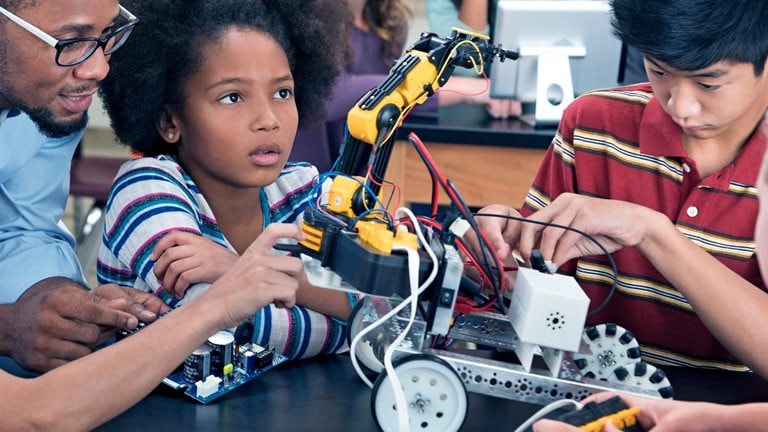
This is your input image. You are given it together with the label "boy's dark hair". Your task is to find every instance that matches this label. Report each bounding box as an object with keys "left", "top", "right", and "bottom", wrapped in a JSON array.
[
  {"left": 610, "top": 0, "right": 768, "bottom": 76},
  {"left": 100, "top": 0, "right": 348, "bottom": 156}
]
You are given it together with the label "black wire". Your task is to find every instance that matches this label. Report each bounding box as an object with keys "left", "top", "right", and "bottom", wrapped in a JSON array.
[
  {"left": 472, "top": 212, "right": 619, "bottom": 318},
  {"left": 447, "top": 180, "right": 506, "bottom": 312},
  {"left": 407, "top": 134, "right": 505, "bottom": 311}
]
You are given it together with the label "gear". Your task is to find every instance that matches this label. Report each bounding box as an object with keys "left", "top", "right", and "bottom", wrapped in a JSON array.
[{"left": 572, "top": 323, "right": 642, "bottom": 380}]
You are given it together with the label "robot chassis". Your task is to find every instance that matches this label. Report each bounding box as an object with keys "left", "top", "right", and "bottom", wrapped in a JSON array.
[
  {"left": 319, "top": 258, "right": 669, "bottom": 431},
  {"left": 292, "top": 29, "right": 671, "bottom": 431}
]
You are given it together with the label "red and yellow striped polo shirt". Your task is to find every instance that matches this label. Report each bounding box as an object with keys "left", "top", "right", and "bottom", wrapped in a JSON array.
[{"left": 521, "top": 83, "right": 766, "bottom": 371}]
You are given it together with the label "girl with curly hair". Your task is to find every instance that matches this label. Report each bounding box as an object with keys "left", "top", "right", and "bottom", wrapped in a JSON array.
[{"left": 98, "top": 0, "right": 352, "bottom": 359}]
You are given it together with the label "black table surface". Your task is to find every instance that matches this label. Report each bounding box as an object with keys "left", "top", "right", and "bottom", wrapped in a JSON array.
[
  {"left": 96, "top": 352, "right": 768, "bottom": 432},
  {"left": 397, "top": 104, "right": 555, "bottom": 149}
]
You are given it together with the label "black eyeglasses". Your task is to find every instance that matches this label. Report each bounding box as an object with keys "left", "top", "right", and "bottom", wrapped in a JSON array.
[{"left": 0, "top": 4, "right": 139, "bottom": 67}]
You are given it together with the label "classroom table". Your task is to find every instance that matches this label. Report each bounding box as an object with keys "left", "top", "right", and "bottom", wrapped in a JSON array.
[{"left": 97, "top": 351, "right": 768, "bottom": 432}]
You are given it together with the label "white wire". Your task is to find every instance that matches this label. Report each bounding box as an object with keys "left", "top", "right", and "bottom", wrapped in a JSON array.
[
  {"left": 349, "top": 316, "right": 378, "bottom": 388},
  {"left": 347, "top": 207, "right": 439, "bottom": 431},
  {"left": 386, "top": 246, "right": 420, "bottom": 432},
  {"left": 513, "top": 399, "right": 583, "bottom": 432}
]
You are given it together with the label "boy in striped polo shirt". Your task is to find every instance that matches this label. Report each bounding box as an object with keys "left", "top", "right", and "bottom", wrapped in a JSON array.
[
  {"left": 534, "top": 115, "right": 768, "bottom": 432},
  {"left": 475, "top": 0, "right": 768, "bottom": 376}
]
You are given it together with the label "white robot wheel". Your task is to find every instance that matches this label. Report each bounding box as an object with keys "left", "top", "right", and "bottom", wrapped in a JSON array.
[
  {"left": 610, "top": 361, "right": 675, "bottom": 399},
  {"left": 371, "top": 354, "right": 468, "bottom": 432},
  {"left": 348, "top": 297, "right": 384, "bottom": 374},
  {"left": 573, "top": 323, "right": 642, "bottom": 380}
]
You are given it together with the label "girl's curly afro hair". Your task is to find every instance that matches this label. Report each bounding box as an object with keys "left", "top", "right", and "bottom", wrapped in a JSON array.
[{"left": 100, "top": 0, "right": 349, "bottom": 156}]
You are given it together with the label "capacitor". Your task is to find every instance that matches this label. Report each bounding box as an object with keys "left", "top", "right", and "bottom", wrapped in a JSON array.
[
  {"left": 183, "top": 344, "right": 212, "bottom": 383},
  {"left": 242, "top": 350, "right": 256, "bottom": 374},
  {"left": 234, "top": 320, "right": 255, "bottom": 346},
  {"left": 207, "top": 331, "right": 235, "bottom": 376}
]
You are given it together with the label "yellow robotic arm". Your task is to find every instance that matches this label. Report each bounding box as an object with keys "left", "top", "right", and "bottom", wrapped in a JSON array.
[
  {"left": 294, "top": 29, "right": 517, "bottom": 280},
  {"left": 333, "top": 28, "right": 518, "bottom": 216}
]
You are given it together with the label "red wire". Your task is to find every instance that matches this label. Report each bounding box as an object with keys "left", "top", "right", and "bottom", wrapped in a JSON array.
[
  {"left": 367, "top": 171, "right": 402, "bottom": 212},
  {"left": 454, "top": 238, "right": 495, "bottom": 290},
  {"left": 408, "top": 132, "right": 508, "bottom": 296},
  {"left": 434, "top": 72, "right": 491, "bottom": 97},
  {"left": 418, "top": 217, "right": 502, "bottom": 313}
]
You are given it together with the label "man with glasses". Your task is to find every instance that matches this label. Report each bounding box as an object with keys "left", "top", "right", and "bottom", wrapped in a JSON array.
[{"left": 0, "top": 0, "right": 167, "bottom": 374}]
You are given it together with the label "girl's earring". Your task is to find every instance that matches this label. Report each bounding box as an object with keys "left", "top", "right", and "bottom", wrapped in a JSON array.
[{"left": 167, "top": 132, "right": 175, "bottom": 141}]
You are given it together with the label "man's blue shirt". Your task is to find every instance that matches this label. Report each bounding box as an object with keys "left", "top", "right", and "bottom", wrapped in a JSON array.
[{"left": 0, "top": 109, "right": 86, "bottom": 303}]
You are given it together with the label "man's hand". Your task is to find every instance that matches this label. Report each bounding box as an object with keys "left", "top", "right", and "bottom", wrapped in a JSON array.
[
  {"left": 151, "top": 231, "right": 238, "bottom": 299},
  {"left": 92, "top": 284, "right": 169, "bottom": 321},
  {"left": 203, "top": 223, "right": 304, "bottom": 328},
  {"left": 0, "top": 278, "right": 168, "bottom": 372}
]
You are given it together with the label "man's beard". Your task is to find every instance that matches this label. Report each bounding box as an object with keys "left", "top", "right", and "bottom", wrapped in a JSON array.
[
  {"left": 0, "top": 56, "right": 88, "bottom": 138},
  {"left": 0, "top": 87, "right": 88, "bottom": 138},
  {"left": 22, "top": 104, "right": 88, "bottom": 138}
]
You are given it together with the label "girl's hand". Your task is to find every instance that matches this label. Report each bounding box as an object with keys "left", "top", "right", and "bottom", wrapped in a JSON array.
[{"left": 151, "top": 231, "right": 238, "bottom": 299}]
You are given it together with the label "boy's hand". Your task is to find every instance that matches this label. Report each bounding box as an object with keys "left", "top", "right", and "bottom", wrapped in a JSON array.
[
  {"left": 465, "top": 204, "right": 523, "bottom": 261},
  {"left": 532, "top": 392, "right": 725, "bottom": 432},
  {"left": 151, "top": 231, "right": 239, "bottom": 299},
  {"left": 519, "top": 193, "right": 658, "bottom": 265}
]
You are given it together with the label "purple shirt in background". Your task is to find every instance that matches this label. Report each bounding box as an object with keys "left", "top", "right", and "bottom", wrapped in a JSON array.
[{"left": 290, "top": 26, "right": 438, "bottom": 175}]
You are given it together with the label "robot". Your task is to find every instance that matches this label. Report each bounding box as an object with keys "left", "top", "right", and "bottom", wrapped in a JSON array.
[{"left": 284, "top": 29, "right": 671, "bottom": 432}]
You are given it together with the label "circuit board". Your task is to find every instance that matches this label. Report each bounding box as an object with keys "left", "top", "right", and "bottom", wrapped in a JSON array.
[
  {"left": 160, "top": 343, "right": 288, "bottom": 404},
  {"left": 115, "top": 314, "right": 287, "bottom": 404}
]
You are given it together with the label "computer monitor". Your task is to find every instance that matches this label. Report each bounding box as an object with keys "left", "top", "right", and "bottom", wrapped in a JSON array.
[{"left": 490, "top": 1, "right": 623, "bottom": 127}]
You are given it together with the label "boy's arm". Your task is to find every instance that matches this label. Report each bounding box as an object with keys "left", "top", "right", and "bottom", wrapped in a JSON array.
[
  {"left": 521, "top": 193, "right": 768, "bottom": 377},
  {"left": 638, "top": 211, "right": 768, "bottom": 378}
]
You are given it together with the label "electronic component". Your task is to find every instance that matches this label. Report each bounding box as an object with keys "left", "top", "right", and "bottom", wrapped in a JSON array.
[
  {"left": 183, "top": 344, "right": 212, "bottom": 383},
  {"left": 242, "top": 350, "right": 256, "bottom": 374},
  {"left": 529, "top": 249, "right": 556, "bottom": 274},
  {"left": 556, "top": 395, "right": 644, "bottom": 432},
  {"left": 573, "top": 323, "right": 642, "bottom": 381},
  {"left": 255, "top": 348, "right": 274, "bottom": 369},
  {"left": 508, "top": 267, "right": 590, "bottom": 373},
  {"left": 207, "top": 331, "right": 235, "bottom": 376},
  {"left": 115, "top": 319, "right": 148, "bottom": 341},
  {"left": 233, "top": 320, "right": 255, "bottom": 345},
  {"left": 167, "top": 340, "right": 284, "bottom": 404},
  {"left": 426, "top": 244, "right": 462, "bottom": 336},
  {"left": 109, "top": 311, "right": 287, "bottom": 404},
  {"left": 195, "top": 375, "right": 222, "bottom": 399}
]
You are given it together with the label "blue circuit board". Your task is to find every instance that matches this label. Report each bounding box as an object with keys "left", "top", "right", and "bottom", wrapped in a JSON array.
[
  {"left": 161, "top": 348, "right": 288, "bottom": 404},
  {"left": 114, "top": 313, "right": 288, "bottom": 404}
]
